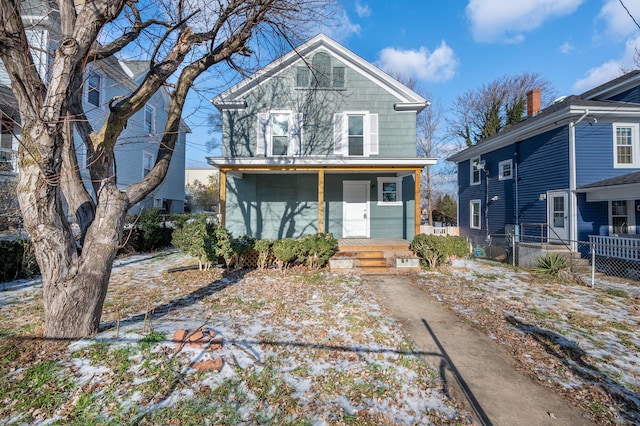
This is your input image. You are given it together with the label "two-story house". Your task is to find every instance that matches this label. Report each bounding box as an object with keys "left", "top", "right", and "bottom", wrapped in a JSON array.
[
  {"left": 449, "top": 71, "right": 640, "bottom": 258},
  {"left": 0, "top": 0, "right": 187, "bottom": 214},
  {"left": 209, "top": 34, "right": 434, "bottom": 240}
]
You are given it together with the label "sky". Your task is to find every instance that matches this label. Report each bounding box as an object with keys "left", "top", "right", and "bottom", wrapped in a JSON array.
[{"left": 183, "top": 0, "right": 640, "bottom": 168}]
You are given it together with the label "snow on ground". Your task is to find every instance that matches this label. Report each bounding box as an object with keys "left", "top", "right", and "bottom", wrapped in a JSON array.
[
  {"left": 0, "top": 250, "right": 471, "bottom": 425},
  {"left": 418, "top": 258, "right": 640, "bottom": 425}
]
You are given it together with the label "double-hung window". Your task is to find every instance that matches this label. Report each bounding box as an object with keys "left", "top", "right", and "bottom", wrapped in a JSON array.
[
  {"left": 613, "top": 123, "right": 639, "bottom": 167},
  {"left": 470, "top": 200, "right": 481, "bottom": 229},
  {"left": 296, "top": 52, "right": 346, "bottom": 89},
  {"left": 143, "top": 152, "right": 153, "bottom": 177},
  {"left": 145, "top": 105, "right": 155, "bottom": 134},
  {"left": 470, "top": 157, "right": 481, "bottom": 185},
  {"left": 498, "top": 159, "right": 512, "bottom": 180},
  {"left": 256, "top": 112, "right": 303, "bottom": 157},
  {"left": 610, "top": 200, "right": 636, "bottom": 235},
  {"left": 377, "top": 177, "right": 402, "bottom": 206},
  {"left": 333, "top": 112, "right": 378, "bottom": 157},
  {"left": 87, "top": 71, "right": 102, "bottom": 107}
]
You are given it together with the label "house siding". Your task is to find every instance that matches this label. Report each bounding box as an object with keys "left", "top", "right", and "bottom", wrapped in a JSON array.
[
  {"left": 222, "top": 51, "right": 416, "bottom": 158},
  {"left": 608, "top": 86, "right": 640, "bottom": 103}
]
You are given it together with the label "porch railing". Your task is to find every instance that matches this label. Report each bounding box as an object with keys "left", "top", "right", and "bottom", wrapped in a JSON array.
[{"left": 589, "top": 235, "right": 640, "bottom": 262}]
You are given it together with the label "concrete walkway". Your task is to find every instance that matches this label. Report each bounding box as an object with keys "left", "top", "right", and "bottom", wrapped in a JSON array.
[{"left": 365, "top": 275, "right": 595, "bottom": 426}]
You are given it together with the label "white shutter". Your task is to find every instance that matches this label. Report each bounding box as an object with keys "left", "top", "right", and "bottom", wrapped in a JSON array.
[
  {"left": 288, "top": 113, "right": 303, "bottom": 156},
  {"left": 256, "top": 112, "right": 269, "bottom": 156},
  {"left": 368, "top": 113, "right": 378, "bottom": 155},
  {"left": 333, "top": 113, "right": 346, "bottom": 155}
]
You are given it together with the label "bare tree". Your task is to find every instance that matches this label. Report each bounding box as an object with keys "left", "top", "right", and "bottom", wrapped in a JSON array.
[
  {"left": 0, "top": 0, "right": 336, "bottom": 338},
  {"left": 449, "top": 72, "right": 555, "bottom": 146}
]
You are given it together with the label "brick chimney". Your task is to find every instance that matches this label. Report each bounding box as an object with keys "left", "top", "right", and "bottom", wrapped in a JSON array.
[{"left": 527, "top": 89, "right": 541, "bottom": 117}]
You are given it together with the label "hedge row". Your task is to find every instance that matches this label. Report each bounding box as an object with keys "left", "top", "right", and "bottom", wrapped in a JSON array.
[{"left": 0, "top": 240, "right": 39, "bottom": 283}]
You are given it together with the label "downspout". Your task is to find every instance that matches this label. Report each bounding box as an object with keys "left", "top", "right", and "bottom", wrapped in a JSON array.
[{"left": 568, "top": 110, "right": 588, "bottom": 251}]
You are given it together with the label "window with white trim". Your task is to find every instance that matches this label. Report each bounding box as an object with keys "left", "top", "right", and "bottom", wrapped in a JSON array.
[
  {"left": 86, "top": 71, "right": 102, "bottom": 107},
  {"left": 256, "top": 112, "right": 303, "bottom": 157},
  {"left": 610, "top": 200, "right": 636, "bottom": 235},
  {"left": 498, "top": 159, "right": 512, "bottom": 180},
  {"left": 377, "top": 177, "right": 402, "bottom": 205},
  {"left": 143, "top": 152, "right": 153, "bottom": 177},
  {"left": 145, "top": 105, "right": 155, "bottom": 134},
  {"left": 333, "top": 112, "right": 378, "bottom": 157},
  {"left": 470, "top": 200, "right": 481, "bottom": 229},
  {"left": 470, "top": 157, "right": 481, "bottom": 185},
  {"left": 613, "top": 123, "right": 639, "bottom": 167},
  {"left": 154, "top": 198, "right": 163, "bottom": 209}
]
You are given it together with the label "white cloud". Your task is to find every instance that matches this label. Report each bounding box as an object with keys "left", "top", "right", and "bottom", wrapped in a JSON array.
[
  {"left": 355, "top": 1, "right": 371, "bottom": 18},
  {"left": 597, "top": 0, "right": 640, "bottom": 39},
  {"left": 466, "top": 0, "right": 583, "bottom": 43},
  {"left": 559, "top": 42, "right": 574, "bottom": 54},
  {"left": 376, "top": 41, "right": 458, "bottom": 83},
  {"left": 317, "top": 8, "right": 361, "bottom": 42},
  {"left": 572, "top": 35, "right": 640, "bottom": 92}
]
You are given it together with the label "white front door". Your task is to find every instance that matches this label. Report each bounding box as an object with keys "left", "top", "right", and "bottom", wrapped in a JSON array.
[
  {"left": 548, "top": 191, "right": 569, "bottom": 243},
  {"left": 343, "top": 181, "right": 369, "bottom": 238}
]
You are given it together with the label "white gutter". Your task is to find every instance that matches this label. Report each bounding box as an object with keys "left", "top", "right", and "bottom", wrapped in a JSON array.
[{"left": 207, "top": 156, "right": 437, "bottom": 168}]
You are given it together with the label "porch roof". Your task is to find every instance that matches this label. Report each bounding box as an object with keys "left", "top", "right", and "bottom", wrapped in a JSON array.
[
  {"left": 207, "top": 156, "right": 436, "bottom": 172},
  {"left": 576, "top": 171, "right": 640, "bottom": 201}
]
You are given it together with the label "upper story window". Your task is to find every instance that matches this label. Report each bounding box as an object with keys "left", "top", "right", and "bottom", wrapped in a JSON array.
[
  {"left": 377, "top": 177, "right": 402, "bottom": 206},
  {"left": 470, "top": 157, "right": 482, "bottom": 185},
  {"left": 256, "top": 112, "right": 303, "bottom": 157},
  {"left": 613, "top": 123, "right": 639, "bottom": 167},
  {"left": 87, "top": 71, "right": 102, "bottom": 107},
  {"left": 498, "top": 159, "right": 512, "bottom": 180},
  {"left": 296, "top": 52, "right": 346, "bottom": 89},
  {"left": 145, "top": 105, "right": 155, "bottom": 134},
  {"left": 333, "top": 112, "right": 378, "bottom": 157}
]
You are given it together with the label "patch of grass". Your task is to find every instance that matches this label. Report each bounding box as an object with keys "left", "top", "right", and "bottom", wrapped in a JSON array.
[
  {"left": 13, "top": 360, "right": 74, "bottom": 418},
  {"left": 603, "top": 287, "right": 629, "bottom": 299},
  {"left": 139, "top": 330, "right": 166, "bottom": 350}
]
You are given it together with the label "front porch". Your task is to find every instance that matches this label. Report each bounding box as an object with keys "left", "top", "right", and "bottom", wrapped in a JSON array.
[{"left": 329, "top": 238, "right": 421, "bottom": 274}]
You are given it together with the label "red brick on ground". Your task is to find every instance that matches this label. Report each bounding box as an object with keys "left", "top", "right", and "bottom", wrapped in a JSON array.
[{"left": 192, "top": 358, "right": 223, "bottom": 372}]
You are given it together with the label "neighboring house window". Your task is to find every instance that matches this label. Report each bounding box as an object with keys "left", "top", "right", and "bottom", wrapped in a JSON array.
[
  {"left": 610, "top": 200, "right": 636, "bottom": 235},
  {"left": 1, "top": 117, "right": 13, "bottom": 171},
  {"left": 87, "top": 71, "right": 102, "bottom": 107},
  {"left": 143, "top": 152, "right": 153, "bottom": 177},
  {"left": 469, "top": 200, "right": 482, "bottom": 229},
  {"left": 256, "top": 112, "right": 303, "bottom": 157},
  {"left": 470, "top": 200, "right": 481, "bottom": 229},
  {"left": 377, "top": 177, "right": 402, "bottom": 205},
  {"left": 333, "top": 112, "right": 378, "bottom": 157},
  {"left": 296, "top": 53, "right": 346, "bottom": 89},
  {"left": 145, "top": 105, "right": 155, "bottom": 134},
  {"left": 613, "top": 123, "right": 639, "bottom": 167},
  {"left": 498, "top": 159, "right": 512, "bottom": 180},
  {"left": 154, "top": 198, "right": 163, "bottom": 209},
  {"left": 470, "top": 157, "right": 481, "bottom": 185}
]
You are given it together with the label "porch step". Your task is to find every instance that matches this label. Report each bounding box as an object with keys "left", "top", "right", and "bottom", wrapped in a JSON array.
[{"left": 330, "top": 240, "right": 421, "bottom": 274}]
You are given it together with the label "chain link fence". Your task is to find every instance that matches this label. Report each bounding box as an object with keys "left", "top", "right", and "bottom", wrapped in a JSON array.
[{"left": 468, "top": 226, "right": 640, "bottom": 285}]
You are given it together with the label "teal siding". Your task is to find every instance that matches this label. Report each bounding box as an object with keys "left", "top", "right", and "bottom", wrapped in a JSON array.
[
  {"left": 228, "top": 172, "right": 415, "bottom": 239},
  {"left": 226, "top": 174, "right": 318, "bottom": 239},
  {"left": 222, "top": 51, "right": 417, "bottom": 158}
]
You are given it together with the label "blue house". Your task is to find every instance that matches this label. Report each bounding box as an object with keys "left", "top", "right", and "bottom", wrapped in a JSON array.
[
  {"left": 449, "top": 71, "right": 640, "bottom": 255},
  {"left": 209, "top": 34, "right": 434, "bottom": 240}
]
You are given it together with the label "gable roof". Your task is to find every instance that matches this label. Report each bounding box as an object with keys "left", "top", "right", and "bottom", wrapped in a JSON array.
[
  {"left": 212, "top": 33, "right": 428, "bottom": 112},
  {"left": 448, "top": 71, "right": 640, "bottom": 163}
]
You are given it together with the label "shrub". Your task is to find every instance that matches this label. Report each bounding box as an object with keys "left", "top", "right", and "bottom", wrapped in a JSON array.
[
  {"left": 138, "top": 208, "right": 171, "bottom": 251},
  {"left": 231, "top": 235, "right": 256, "bottom": 269},
  {"left": 171, "top": 217, "right": 218, "bottom": 270},
  {"left": 254, "top": 239, "right": 273, "bottom": 270},
  {"left": 297, "top": 233, "right": 338, "bottom": 269},
  {"left": 534, "top": 252, "right": 567, "bottom": 276},
  {"left": 410, "top": 234, "right": 469, "bottom": 269},
  {"left": 214, "top": 227, "right": 235, "bottom": 268},
  {"left": 0, "top": 239, "right": 39, "bottom": 282},
  {"left": 272, "top": 238, "right": 299, "bottom": 270}
]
